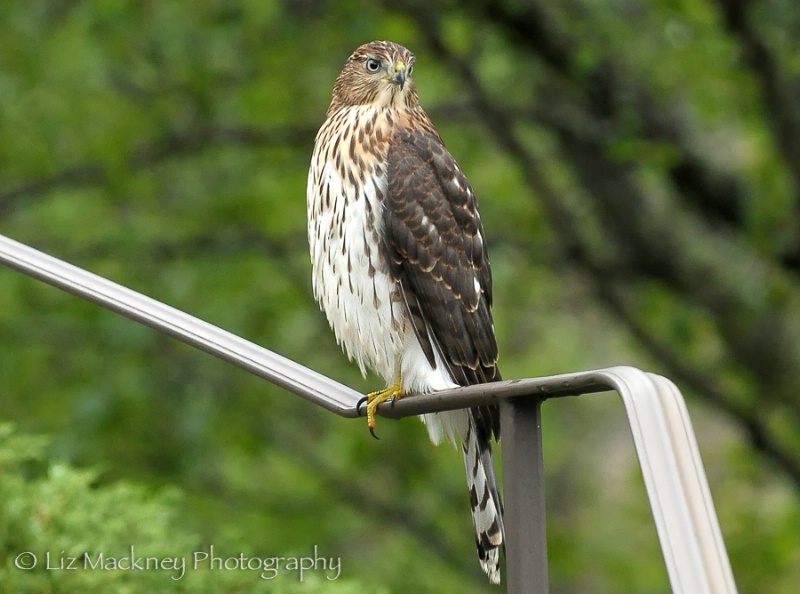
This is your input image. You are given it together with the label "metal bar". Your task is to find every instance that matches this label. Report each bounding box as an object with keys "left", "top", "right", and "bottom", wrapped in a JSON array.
[
  {"left": 0, "top": 234, "right": 363, "bottom": 417},
  {"left": 606, "top": 369, "right": 708, "bottom": 593},
  {"left": 380, "top": 373, "right": 609, "bottom": 418},
  {"left": 501, "top": 397, "right": 549, "bottom": 594},
  {"left": 590, "top": 368, "right": 738, "bottom": 594},
  {"left": 0, "top": 232, "right": 619, "bottom": 415},
  {"left": 651, "top": 374, "right": 738, "bottom": 594},
  {"left": 0, "top": 234, "right": 739, "bottom": 593}
]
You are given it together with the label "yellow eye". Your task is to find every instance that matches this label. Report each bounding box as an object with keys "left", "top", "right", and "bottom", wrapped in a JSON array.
[{"left": 365, "top": 58, "right": 380, "bottom": 73}]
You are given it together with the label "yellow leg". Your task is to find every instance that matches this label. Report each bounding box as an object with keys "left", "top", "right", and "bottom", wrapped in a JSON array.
[{"left": 366, "top": 374, "right": 404, "bottom": 437}]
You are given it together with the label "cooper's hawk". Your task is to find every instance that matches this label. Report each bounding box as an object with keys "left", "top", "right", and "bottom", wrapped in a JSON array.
[{"left": 307, "top": 40, "right": 504, "bottom": 583}]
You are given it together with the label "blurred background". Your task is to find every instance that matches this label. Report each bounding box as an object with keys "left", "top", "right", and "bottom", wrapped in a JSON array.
[{"left": 1, "top": 1, "right": 799, "bottom": 592}]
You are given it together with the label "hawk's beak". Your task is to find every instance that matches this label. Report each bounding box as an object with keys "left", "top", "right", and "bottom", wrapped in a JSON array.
[{"left": 390, "top": 61, "right": 407, "bottom": 90}]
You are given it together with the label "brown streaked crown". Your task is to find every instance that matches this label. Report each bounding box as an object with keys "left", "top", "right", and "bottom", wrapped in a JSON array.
[{"left": 328, "top": 40, "right": 419, "bottom": 113}]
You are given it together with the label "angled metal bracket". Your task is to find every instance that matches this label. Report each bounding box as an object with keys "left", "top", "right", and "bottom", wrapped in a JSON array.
[
  {"left": 384, "top": 368, "right": 739, "bottom": 594},
  {"left": 0, "top": 234, "right": 737, "bottom": 593}
]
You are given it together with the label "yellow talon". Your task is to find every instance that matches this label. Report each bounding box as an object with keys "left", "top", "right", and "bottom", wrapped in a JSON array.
[{"left": 366, "top": 374, "right": 404, "bottom": 437}]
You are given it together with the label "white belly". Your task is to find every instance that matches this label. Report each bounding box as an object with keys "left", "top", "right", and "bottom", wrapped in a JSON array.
[{"left": 308, "top": 147, "right": 405, "bottom": 383}]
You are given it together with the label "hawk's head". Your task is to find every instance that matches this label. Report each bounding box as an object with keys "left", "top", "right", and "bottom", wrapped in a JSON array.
[{"left": 329, "top": 41, "right": 418, "bottom": 112}]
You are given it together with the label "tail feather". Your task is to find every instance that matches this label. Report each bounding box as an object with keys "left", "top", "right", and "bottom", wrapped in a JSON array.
[{"left": 461, "top": 411, "right": 504, "bottom": 584}]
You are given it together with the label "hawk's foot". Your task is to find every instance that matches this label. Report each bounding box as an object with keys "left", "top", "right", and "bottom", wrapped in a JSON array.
[{"left": 365, "top": 375, "right": 404, "bottom": 439}]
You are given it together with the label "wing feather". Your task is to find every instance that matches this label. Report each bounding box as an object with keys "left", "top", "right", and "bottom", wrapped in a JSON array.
[{"left": 384, "top": 128, "right": 500, "bottom": 439}]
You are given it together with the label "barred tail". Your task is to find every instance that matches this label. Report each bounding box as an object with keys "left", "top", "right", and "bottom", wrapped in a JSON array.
[{"left": 461, "top": 411, "right": 504, "bottom": 584}]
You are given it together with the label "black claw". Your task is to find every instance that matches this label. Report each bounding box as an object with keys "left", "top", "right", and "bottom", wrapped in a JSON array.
[
  {"left": 389, "top": 395, "right": 397, "bottom": 408},
  {"left": 356, "top": 396, "right": 369, "bottom": 416},
  {"left": 369, "top": 427, "right": 380, "bottom": 440}
]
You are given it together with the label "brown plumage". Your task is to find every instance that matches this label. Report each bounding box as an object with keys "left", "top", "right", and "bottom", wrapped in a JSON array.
[{"left": 307, "top": 40, "right": 504, "bottom": 583}]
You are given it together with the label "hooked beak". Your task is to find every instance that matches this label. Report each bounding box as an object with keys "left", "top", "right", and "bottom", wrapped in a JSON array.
[{"left": 390, "top": 61, "right": 407, "bottom": 90}]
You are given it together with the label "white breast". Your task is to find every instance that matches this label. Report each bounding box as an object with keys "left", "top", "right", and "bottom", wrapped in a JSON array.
[{"left": 307, "top": 106, "right": 405, "bottom": 383}]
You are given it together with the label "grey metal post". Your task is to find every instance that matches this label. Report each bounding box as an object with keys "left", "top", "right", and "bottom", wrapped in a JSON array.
[{"left": 501, "top": 397, "right": 549, "bottom": 594}]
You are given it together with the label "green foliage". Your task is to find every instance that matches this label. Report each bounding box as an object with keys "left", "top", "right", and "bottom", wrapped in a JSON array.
[
  {"left": 0, "top": 423, "right": 376, "bottom": 594},
  {"left": 1, "top": 1, "right": 799, "bottom": 592}
]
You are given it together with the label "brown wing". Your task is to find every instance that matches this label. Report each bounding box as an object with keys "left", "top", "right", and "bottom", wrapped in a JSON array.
[{"left": 384, "top": 128, "right": 500, "bottom": 439}]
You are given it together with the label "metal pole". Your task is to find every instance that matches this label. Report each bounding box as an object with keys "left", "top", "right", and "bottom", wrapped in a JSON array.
[
  {"left": 0, "top": 235, "right": 739, "bottom": 593},
  {"left": 501, "top": 397, "right": 549, "bottom": 594},
  {"left": 0, "top": 234, "right": 362, "bottom": 416}
]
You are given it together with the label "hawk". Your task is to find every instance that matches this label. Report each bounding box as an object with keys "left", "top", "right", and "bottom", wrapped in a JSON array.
[{"left": 307, "top": 40, "right": 504, "bottom": 583}]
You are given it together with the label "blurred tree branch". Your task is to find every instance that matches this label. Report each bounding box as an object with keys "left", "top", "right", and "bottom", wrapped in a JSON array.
[
  {"left": 472, "top": 0, "right": 800, "bottom": 275},
  {"left": 390, "top": 0, "right": 800, "bottom": 487},
  {"left": 717, "top": 0, "right": 800, "bottom": 193},
  {"left": 0, "top": 124, "right": 316, "bottom": 216},
  {"left": 715, "top": 0, "right": 800, "bottom": 270}
]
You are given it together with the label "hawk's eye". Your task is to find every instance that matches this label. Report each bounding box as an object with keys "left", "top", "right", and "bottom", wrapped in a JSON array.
[{"left": 365, "top": 58, "right": 381, "bottom": 73}]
